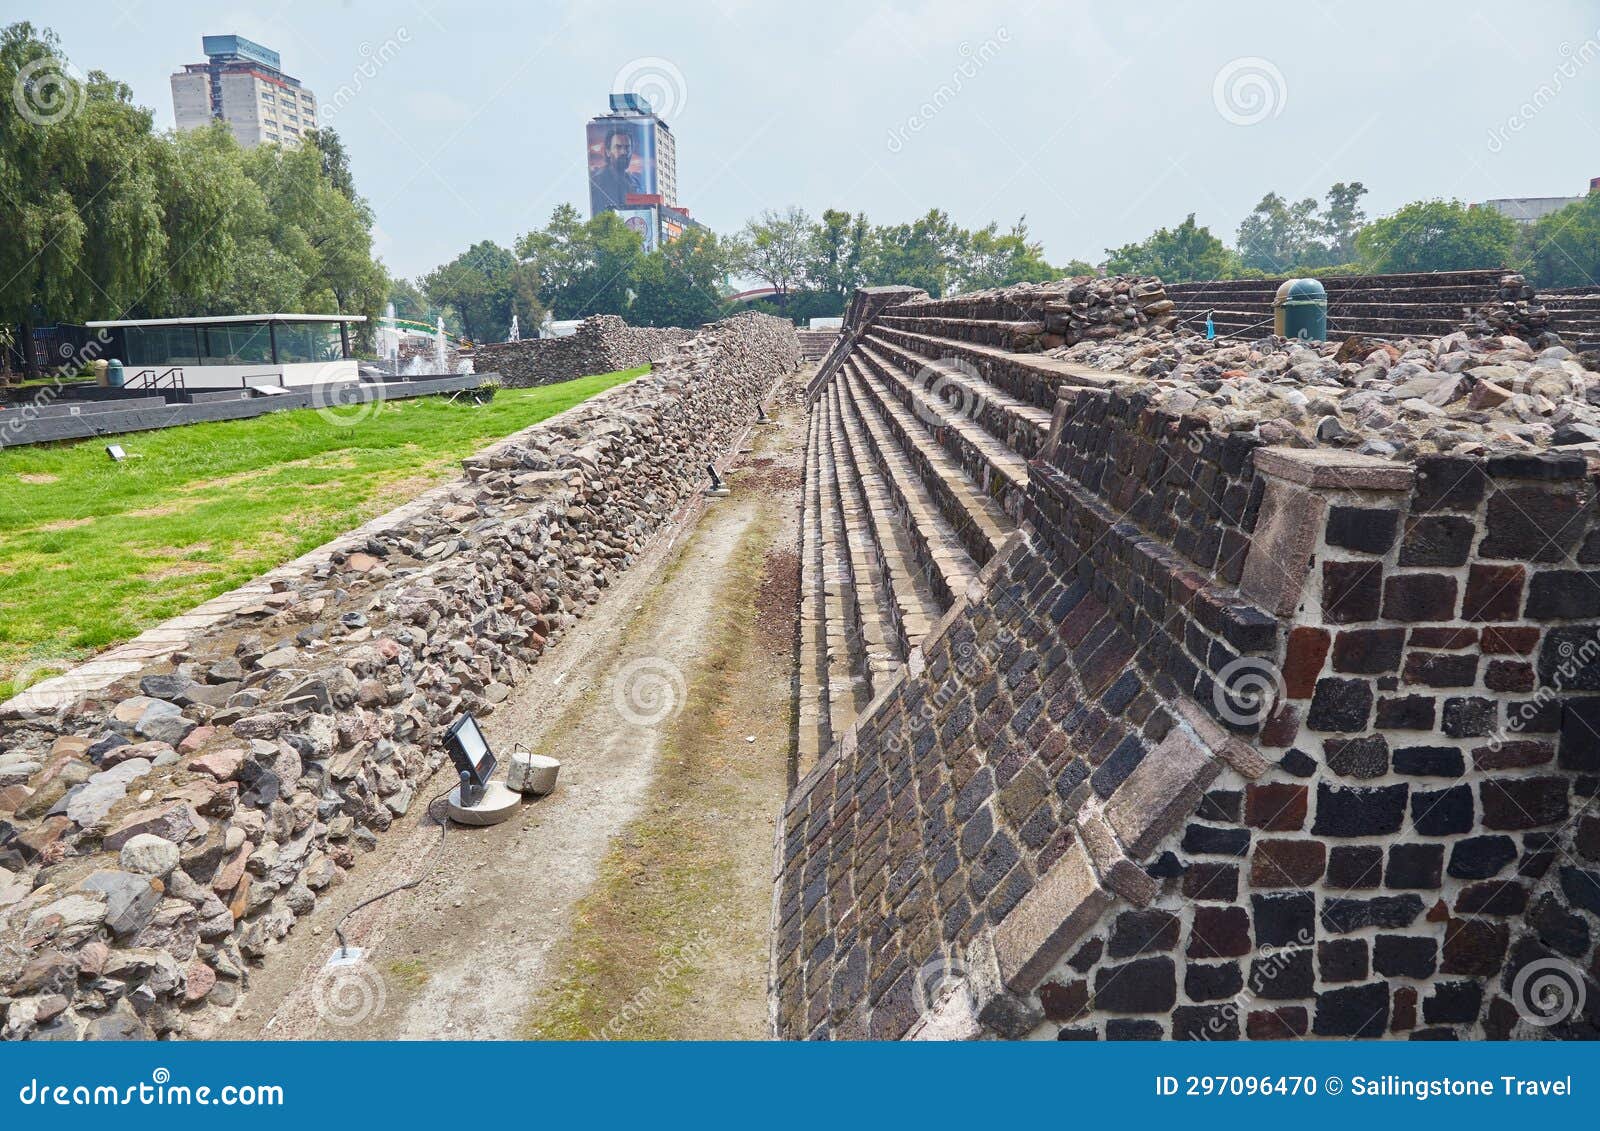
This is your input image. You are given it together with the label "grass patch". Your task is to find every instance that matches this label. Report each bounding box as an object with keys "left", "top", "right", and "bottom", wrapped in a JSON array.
[
  {"left": 521, "top": 506, "right": 780, "bottom": 1040},
  {"left": 0, "top": 366, "right": 646, "bottom": 693},
  {"left": 387, "top": 958, "right": 432, "bottom": 990}
]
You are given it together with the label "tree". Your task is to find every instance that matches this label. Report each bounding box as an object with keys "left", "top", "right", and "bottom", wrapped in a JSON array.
[
  {"left": 1356, "top": 199, "right": 1517, "bottom": 274},
  {"left": 1237, "top": 192, "right": 1321, "bottom": 273},
  {"left": 1321, "top": 182, "right": 1368, "bottom": 264},
  {"left": 304, "top": 127, "right": 356, "bottom": 200},
  {"left": 806, "top": 209, "right": 870, "bottom": 302},
  {"left": 961, "top": 217, "right": 1056, "bottom": 291},
  {"left": 0, "top": 23, "right": 168, "bottom": 373},
  {"left": 629, "top": 228, "right": 731, "bottom": 327},
  {"left": 1105, "top": 214, "right": 1236, "bottom": 282},
  {"left": 862, "top": 208, "right": 970, "bottom": 297},
  {"left": 421, "top": 241, "right": 519, "bottom": 342},
  {"left": 1522, "top": 192, "right": 1600, "bottom": 289},
  {"left": 387, "top": 277, "right": 429, "bottom": 321},
  {"left": 732, "top": 206, "right": 812, "bottom": 311}
]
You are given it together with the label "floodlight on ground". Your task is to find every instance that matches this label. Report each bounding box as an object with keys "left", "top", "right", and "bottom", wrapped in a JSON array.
[
  {"left": 704, "top": 463, "right": 730, "bottom": 497},
  {"left": 441, "top": 713, "right": 518, "bottom": 826}
]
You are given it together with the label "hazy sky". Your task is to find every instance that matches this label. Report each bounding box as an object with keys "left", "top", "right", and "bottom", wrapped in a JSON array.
[{"left": 27, "top": 0, "right": 1600, "bottom": 282}]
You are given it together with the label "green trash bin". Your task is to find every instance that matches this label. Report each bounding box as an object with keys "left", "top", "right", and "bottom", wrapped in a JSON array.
[
  {"left": 1273, "top": 278, "right": 1327, "bottom": 341},
  {"left": 106, "top": 359, "right": 125, "bottom": 388}
]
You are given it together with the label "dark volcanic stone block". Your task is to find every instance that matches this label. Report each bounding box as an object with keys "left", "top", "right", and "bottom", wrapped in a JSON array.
[
  {"left": 1447, "top": 835, "right": 1518, "bottom": 880},
  {"left": 1392, "top": 745, "right": 1464, "bottom": 777},
  {"left": 1173, "top": 1004, "right": 1240, "bottom": 1041},
  {"left": 1189, "top": 906, "right": 1251, "bottom": 958},
  {"left": 1462, "top": 563, "right": 1525, "bottom": 622},
  {"left": 1327, "top": 507, "right": 1399, "bottom": 554},
  {"left": 1322, "top": 561, "right": 1382, "bottom": 624},
  {"left": 1318, "top": 938, "right": 1369, "bottom": 983},
  {"left": 1320, "top": 895, "right": 1424, "bottom": 933},
  {"left": 1307, "top": 678, "right": 1374, "bottom": 732},
  {"left": 1382, "top": 573, "right": 1458, "bottom": 622},
  {"left": 1313, "top": 982, "right": 1389, "bottom": 1037},
  {"left": 1410, "top": 784, "right": 1474, "bottom": 836},
  {"left": 1385, "top": 843, "right": 1444, "bottom": 889},
  {"left": 1185, "top": 961, "right": 1244, "bottom": 1002},
  {"left": 1399, "top": 515, "right": 1474, "bottom": 567},
  {"left": 1332, "top": 628, "right": 1405, "bottom": 674},
  {"left": 1252, "top": 892, "right": 1315, "bottom": 948},
  {"left": 1480, "top": 777, "right": 1568, "bottom": 830},
  {"left": 1325, "top": 735, "right": 1390, "bottom": 778},
  {"left": 1311, "top": 782, "right": 1407, "bottom": 836},
  {"left": 1373, "top": 935, "right": 1437, "bottom": 979},
  {"left": 1107, "top": 909, "right": 1180, "bottom": 957},
  {"left": 1480, "top": 485, "right": 1585, "bottom": 562},
  {"left": 1249, "top": 947, "right": 1314, "bottom": 1000},
  {"left": 1326, "top": 845, "right": 1384, "bottom": 889},
  {"left": 1092, "top": 956, "right": 1176, "bottom": 1014}
]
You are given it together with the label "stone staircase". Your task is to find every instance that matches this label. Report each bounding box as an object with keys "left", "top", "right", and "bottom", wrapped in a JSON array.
[{"left": 794, "top": 295, "right": 1132, "bottom": 774}]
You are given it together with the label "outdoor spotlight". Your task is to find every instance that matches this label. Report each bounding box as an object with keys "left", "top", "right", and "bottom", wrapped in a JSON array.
[
  {"left": 442, "top": 713, "right": 497, "bottom": 806},
  {"left": 106, "top": 444, "right": 127, "bottom": 461}
]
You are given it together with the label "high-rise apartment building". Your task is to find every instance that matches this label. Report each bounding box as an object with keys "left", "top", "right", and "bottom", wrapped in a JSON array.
[{"left": 171, "top": 35, "right": 317, "bottom": 149}]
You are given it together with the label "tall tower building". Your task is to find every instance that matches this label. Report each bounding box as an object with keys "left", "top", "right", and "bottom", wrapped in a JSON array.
[{"left": 171, "top": 35, "right": 317, "bottom": 149}]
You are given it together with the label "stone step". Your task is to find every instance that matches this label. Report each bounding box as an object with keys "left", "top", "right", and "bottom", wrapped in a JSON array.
[
  {"left": 795, "top": 404, "right": 829, "bottom": 772},
  {"left": 821, "top": 382, "right": 907, "bottom": 688},
  {"left": 816, "top": 388, "right": 884, "bottom": 741},
  {"left": 856, "top": 336, "right": 1045, "bottom": 515},
  {"left": 866, "top": 323, "right": 1130, "bottom": 413},
  {"left": 834, "top": 360, "right": 978, "bottom": 616},
  {"left": 827, "top": 377, "right": 943, "bottom": 653},
  {"left": 815, "top": 390, "right": 873, "bottom": 745},
  {"left": 842, "top": 354, "right": 1015, "bottom": 570},
  {"left": 876, "top": 313, "right": 1054, "bottom": 353}
]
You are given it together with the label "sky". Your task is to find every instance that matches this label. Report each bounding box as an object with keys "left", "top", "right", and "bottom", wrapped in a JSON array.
[{"left": 22, "top": 0, "right": 1600, "bottom": 282}]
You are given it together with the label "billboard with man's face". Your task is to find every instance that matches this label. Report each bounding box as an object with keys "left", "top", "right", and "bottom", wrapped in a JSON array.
[{"left": 587, "top": 119, "right": 658, "bottom": 216}]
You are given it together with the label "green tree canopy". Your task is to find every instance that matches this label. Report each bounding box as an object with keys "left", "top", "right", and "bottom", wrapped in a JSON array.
[
  {"left": 1355, "top": 199, "right": 1517, "bottom": 274},
  {"left": 1105, "top": 214, "right": 1236, "bottom": 282},
  {"left": 1521, "top": 192, "right": 1600, "bottom": 289}
]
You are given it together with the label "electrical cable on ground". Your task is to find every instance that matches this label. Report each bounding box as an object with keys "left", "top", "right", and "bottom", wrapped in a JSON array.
[{"left": 331, "top": 781, "right": 457, "bottom": 956}]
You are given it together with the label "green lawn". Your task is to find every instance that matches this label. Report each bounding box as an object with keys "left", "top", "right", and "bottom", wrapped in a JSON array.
[{"left": 0, "top": 366, "right": 645, "bottom": 695}]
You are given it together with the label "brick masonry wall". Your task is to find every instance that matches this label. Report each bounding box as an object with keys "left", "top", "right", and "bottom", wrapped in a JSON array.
[
  {"left": 773, "top": 384, "right": 1600, "bottom": 1041},
  {"left": 473, "top": 315, "right": 694, "bottom": 389},
  {"left": 0, "top": 313, "right": 798, "bottom": 1041}
]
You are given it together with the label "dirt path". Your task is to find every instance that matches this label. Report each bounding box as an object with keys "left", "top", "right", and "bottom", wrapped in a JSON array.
[{"left": 205, "top": 374, "right": 807, "bottom": 1041}]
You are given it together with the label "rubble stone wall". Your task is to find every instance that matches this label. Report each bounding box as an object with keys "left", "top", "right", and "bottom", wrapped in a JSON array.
[
  {"left": 0, "top": 312, "right": 799, "bottom": 1041},
  {"left": 473, "top": 315, "right": 695, "bottom": 389},
  {"left": 774, "top": 382, "right": 1600, "bottom": 1041}
]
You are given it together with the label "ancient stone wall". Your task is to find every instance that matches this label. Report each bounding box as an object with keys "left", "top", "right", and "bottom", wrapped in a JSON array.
[
  {"left": 774, "top": 380, "right": 1600, "bottom": 1041},
  {"left": 473, "top": 315, "right": 694, "bottom": 389},
  {"left": 0, "top": 312, "right": 798, "bottom": 1041}
]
